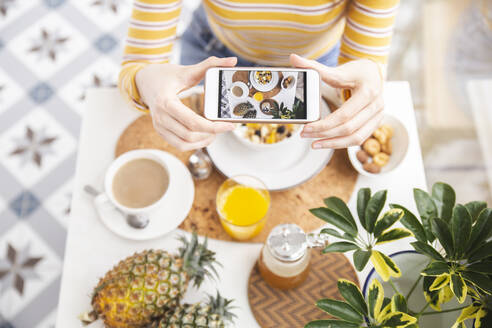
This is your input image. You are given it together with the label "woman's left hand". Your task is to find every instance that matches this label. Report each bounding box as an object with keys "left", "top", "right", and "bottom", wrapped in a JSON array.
[{"left": 290, "top": 54, "right": 384, "bottom": 149}]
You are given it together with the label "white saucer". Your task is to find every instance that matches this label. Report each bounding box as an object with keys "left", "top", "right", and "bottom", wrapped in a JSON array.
[
  {"left": 207, "top": 134, "right": 333, "bottom": 191},
  {"left": 94, "top": 150, "right": 194, "bottom": 241}
]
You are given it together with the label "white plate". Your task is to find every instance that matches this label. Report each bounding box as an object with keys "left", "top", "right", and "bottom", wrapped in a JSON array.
[
  {"left": 94, "top": 150, "right": 194, "bottom": 241},
  {"left": 250, "top": 71, "right": 279, "bottom": 92},
  {"left": 207, "top": 133, "right": 333, "bottom": 191}
]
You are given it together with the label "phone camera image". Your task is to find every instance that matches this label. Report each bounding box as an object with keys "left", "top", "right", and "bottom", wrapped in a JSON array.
[{"left": 218, "top": 70, "right": 307, "bottom": 120}]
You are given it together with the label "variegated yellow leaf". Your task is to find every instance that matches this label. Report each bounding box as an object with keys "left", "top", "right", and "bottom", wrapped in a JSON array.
[
  {"left": 368, "top": 279, "right": 384, "bottom": 320},
  {"left": 475, "top": 307, "right": 488, "bottom": 328},
  {"left": 450, "top": 273, "right": 468, "bottom": 304},
  {"left": 439, "top": 285, "right": 454, "bottom": 304},
  {"left": 424, "top": 291, "right": 441, "bottom": 311},
  {"left": 371, "top": 251, "right": 401, "bottom": 282},
  {"left": 454, "top": 304, "right": 481, "bottom": 325},
  {"left": 430, "top": 273, "right": 450, "bottom": 291},
  {"left": 376, "top": 301, "right": 392, "bottom": 323},
  {"left": 381, "top": 311, "right": 418, "bottom": 328}
]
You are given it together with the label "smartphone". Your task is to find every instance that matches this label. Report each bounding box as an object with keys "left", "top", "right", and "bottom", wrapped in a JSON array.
[{"left": 204, "top": 67, "right": 320, "bottom": 123}]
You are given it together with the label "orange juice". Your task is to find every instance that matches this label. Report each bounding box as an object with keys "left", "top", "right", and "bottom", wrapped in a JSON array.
[{"left": 217, "top": 176, "right": 270, "bottom": 240}]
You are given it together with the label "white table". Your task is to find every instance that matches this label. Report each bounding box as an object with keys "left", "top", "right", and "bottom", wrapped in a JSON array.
[{"left": 55, "top": 82, "right": 427, "bottom": 328}]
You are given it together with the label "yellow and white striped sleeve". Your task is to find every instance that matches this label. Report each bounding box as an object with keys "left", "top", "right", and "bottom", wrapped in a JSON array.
[
  {"left": 118, "top": 0, "right": 182, "bottom": 112},
  {"left": 338, "top": 0, "right": 399, "bottom": 66}
]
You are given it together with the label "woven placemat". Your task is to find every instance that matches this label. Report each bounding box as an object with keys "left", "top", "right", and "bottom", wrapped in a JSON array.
[
  {"left": 114, "top": 93, "right": 358, "bottom": 242},
  {"left": 248, "top": 250, "right": 359, "bottom": 328}
]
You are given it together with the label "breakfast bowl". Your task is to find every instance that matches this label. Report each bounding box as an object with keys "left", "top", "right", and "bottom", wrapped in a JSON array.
[
  {"left": 281, "top": 75, "right": 296, "bottom": 90},
  {"left": 232, "top": 123, "right": 302, "bottom": 151},
  {"left": 347, "top": 114, "right": 409, "bottom": 177}
]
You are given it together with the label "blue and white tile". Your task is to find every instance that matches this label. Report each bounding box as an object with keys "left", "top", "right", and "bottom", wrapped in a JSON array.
[
  {"left": 58, "top": 57, "right": 119, "bottom": 114},
  {"left": 71, "top": 0, "right": 131, "bottom": 31},
  {"left": 0, "top": 0, "right": 39, "bottom": 29},
  {"left": 44, "top": 177, "right": 73, "bottom": 229},
  {"left": 0, "top": 107, "right": 76, "bottom": 188},
  {"left": 6, "top": 11, "right": 89, "bottom": 79},
  {"left": 0, "top": 222, "right": 62, "bottom": 320},
  {"left": 0, "top": 67, "right": 23, "bottom": 115}
]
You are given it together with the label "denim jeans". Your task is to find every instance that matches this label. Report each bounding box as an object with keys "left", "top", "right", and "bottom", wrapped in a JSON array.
[{"left": 180, "top": 5, "right": 340, "bottom": 67}]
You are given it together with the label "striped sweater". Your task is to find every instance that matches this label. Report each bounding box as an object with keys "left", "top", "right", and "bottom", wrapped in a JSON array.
[{"left": 120, "top": 0, "right": 399, "bottom": 111}]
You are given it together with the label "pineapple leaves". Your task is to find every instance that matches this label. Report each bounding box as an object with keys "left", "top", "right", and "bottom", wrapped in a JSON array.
[
  {"left": 315, "top": 299, "right": 363, "bottom": 324},
  {"left": 411, "top": 241, "right": 446, "bottom": 262},
  {"left": 322, "top": 242, "right": 359, "bottom": 253},
  {"left": 323, "top": 197, "right": 357, "bottom": 230},
  {"left": 375, "top": 228, "right": 412, "bottom": 245},
  {"left": 451, "top": 204, "right": 472, "bottom": 257},
  {"left": 357, "top": 188, "right": 371, "bottom": 230},
  {"left": 431, "top": 218, "right": 454, "bottom": 258},
  {"left": 413, "top": 188, "right": 438, "bottom": 242},
  {"left": 365, "top": 190, "right": 387, "bottom": 233},
  {"left": 373, "top": 209, "right": 404, "bottom": 238},
  {"left": 337, "top": 279, "right": 368, "bottom": 316},
  {"left": 431, "top": 182, "right": 456, "bottom": 222},
  {"left": 390, "top": 204, "right": 427, "bottom": 243},
  {"left": 304, "top": 320, "right": 359, "bottom": 328},
  {"left": 353, "top": 249, "right": 372, "bottom": 271},
  {"left": 310, "top": 208, "right": 357, "bottom": 237}
]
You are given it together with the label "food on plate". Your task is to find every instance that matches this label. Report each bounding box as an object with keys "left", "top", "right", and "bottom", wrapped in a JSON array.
[
  {"left": 282, "top": 75, "right": 294, "bottom": 89},
  {"left": 255, "top": 71, "right": 272, "bottom": 85},
  {"left": 237, "top": 123, "right": 298, "bottom": 144},
  {"left": 150, "top": 292, "right": 236, "bottom": 328},
  {"left": 356, "top": 150, "right": 369, "bottom": 164},
  {"left": 259, "top": 99, "right": 279, "bottom": 115},
  {"left": 362, "top": 138, "right": 380, "bottom": 156},
  {"left": 253, "top": 92, "right": 263, "bottom": 101},
  {"left": 356, "top": 124, "right": 395, "bottom": 173},
  {"left": 243, "top": 110, "right": 257, "bottom": 119},
  {"left": 233, "top": 102, "right": 253, "bottom": 116},
  {"left": 80, "top": 233, "right": 218, "bottom": 328}
]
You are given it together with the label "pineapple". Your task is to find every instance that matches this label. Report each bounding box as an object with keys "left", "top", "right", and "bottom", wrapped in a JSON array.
[
  {"left": 151, "top": 292, "right": 236, "bottom": 328},
  {"left": 80, "top": 233, "right": 218, "bottom": 328}
]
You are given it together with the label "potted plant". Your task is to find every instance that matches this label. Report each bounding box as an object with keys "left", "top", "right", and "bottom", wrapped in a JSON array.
[{"left": 306, "top": 182, "right": 492, "bottom": 328}]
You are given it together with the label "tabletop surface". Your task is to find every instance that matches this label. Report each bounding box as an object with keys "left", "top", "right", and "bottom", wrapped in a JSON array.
[{"left": 55, "top": 82, "right": 427, "bottom": 328}]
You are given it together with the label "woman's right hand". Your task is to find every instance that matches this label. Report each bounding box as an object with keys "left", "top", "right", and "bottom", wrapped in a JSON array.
[{"left": 135, "top": 56, "right": 237, "bottom": 151}]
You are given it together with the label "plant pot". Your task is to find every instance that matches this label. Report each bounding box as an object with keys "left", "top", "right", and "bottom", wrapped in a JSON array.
[{"left": 362, "top": 250, "right": 469, "bottom": 327}]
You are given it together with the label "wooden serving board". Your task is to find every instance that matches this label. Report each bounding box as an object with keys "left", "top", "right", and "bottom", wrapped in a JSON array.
[
  {"left": 248, "top": 250, "right": 359, "bottom": 327},
  {"left": 115, "top": 93, "right": 358, "bottom": 242},
  {"left": 232, "top": 71, "right": 283, "bottom": 98}
]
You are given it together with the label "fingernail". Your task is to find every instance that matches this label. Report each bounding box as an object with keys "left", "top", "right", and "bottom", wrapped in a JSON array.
[
  {"left": 313, "top": 143, "right": 322, "bottom": 149},
  {"left": 304, "top": 126, "right": 313, "bottom": 132}
]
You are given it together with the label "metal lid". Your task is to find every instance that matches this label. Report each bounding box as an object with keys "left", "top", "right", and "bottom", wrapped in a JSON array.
[{"left": 267, "top": 224, "right": 307, "bottom": 262}]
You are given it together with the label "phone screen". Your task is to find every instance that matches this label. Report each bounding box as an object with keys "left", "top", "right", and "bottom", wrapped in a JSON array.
[{"left": 218, "top": 69, "right": 307, "bottom": 120}]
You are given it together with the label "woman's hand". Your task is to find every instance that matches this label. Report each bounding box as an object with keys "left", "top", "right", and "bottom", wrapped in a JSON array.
[
  {"left": 290, "top": 54, "right": 384, "bottom": 149},
  {"left": 135, "top": 56, "right": 237, "bottom": 151}
]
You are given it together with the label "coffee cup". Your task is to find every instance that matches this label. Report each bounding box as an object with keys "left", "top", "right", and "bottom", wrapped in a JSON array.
[
  {"left": 230, "top": 81, "right": 249, "bottom": 100},
  {"left": 104, "top": 149, "right": 171, "bottom": 215}
]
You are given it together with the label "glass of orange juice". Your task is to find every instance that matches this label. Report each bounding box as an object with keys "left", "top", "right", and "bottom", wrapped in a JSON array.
[{"left": 216, "top": 175, "right": 270, "bottom": 241}]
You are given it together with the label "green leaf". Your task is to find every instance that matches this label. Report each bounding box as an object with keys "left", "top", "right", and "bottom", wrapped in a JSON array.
[
  {"left": 365, "top": 190, "right": 387, "bottom": 233},
  {"left": 304, "top": 320, "right": 359, "bottom": 328},
  {"left": 357, "top": 188, "right": 371, "bottom": 230},
  {"left": 376, "top": 228, "right": 412, "bottom": 245},
  {"left": 310, "top": 208, "right": 357, "bottom": 237},
  {"left": 464, "top": 201, "right": 487, "bottom": 222},
  {"left": 451, "top": 204, "right": 472, "bottom": 257},
  {"left": 469, "top": 240, "right": 492, "bottom": 262},
  {"left": 461, "top": 271, "right": 492, "bottom": 294},
  {"left": 323, "top": 242, "right": 359, "bottom": 253},
  {"left": 414, "top": 188, "right": 438, "bottom": 242},
  {"left": 337, "top": 279, "right": 368, "bottom": 316},
  {"left": 373, "top": 209, "right": 404, "bottom": 238},
  {"left": 367, "top": 279, "right": 383, "bottom": 319},
  {"left": 323, "top": 197, "right": 357, "bottom": 231},
  {"left": 391, "top": 294, "right": 408, "bottom": 313},
  {"left": 431, "top": 218, "right": 454, "bottom": 258},
  {"left": 450, "top": 273, "right": 467, "bottom": 303},
  {"left": 423, "top": 276, "right": 441, "bottom": 311},
  {"left": 465, "top": 261, "right": 492, "bottom": 274},
  {"left": 421, "top": 261, "right": 450, "bottom": 276},
  {"left": 315, "top": 299, "right": 363, "bottom": 324},
  {"left": 353, "top": 249, "right": 371, "bottom": 271},
  {"left": 320, "top": 228, "right": 356, "bottom": 242},
  {"left": 431, "top": 182, "right": 456, "bottom": 222},
  {"left": 381, "top": 312, "right": 417, "bottom": 327},
  {"left": 411, "top": 241, "right": 446, "bottom": 262},
  {"left": 390, "top": 204, "right": 428, "bottom": 243},
  {"left": 467, "top": 208, "right": 492, "bottom": 255}
]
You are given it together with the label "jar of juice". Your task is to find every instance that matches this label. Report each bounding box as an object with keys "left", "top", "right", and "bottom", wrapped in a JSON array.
[
  {"left": 258, "top": 224, "right": 327, "bottom": 290},
  {"left": 216, "top": 175, "right": 270, "bottom": 240}
]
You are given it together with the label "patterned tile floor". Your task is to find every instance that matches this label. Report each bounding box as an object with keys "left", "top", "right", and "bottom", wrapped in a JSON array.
[{"left": 0, "top": 1, "right": 490, "bottom": 327}]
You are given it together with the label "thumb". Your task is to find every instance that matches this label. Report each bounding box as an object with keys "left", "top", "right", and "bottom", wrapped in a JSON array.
[
  {"left": 289, "top": 54, "right": 354, "bottom": 89},
  {"left": 183, "top": 56, "right": 237, "bottom": 88}
]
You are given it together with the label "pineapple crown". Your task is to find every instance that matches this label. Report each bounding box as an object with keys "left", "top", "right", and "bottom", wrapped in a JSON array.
[
  {"left": 207, "top": 291, "right": 237, "bottom": 324},
  {"left": 178, "top": 232, "right": 220, "bottom": 288}
]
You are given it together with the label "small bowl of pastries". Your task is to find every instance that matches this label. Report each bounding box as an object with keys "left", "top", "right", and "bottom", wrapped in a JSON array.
[{"left": 347, "top": 114, "right": 409, "bottom": 176}]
